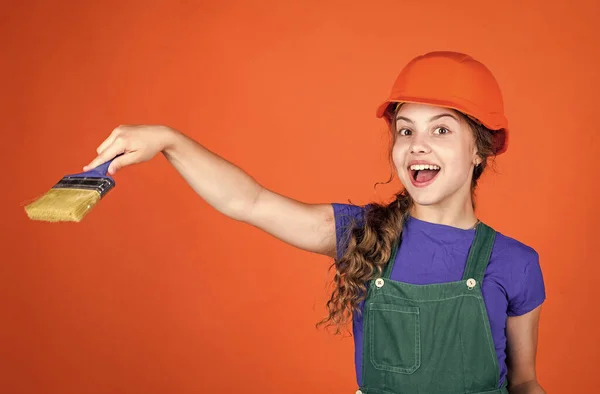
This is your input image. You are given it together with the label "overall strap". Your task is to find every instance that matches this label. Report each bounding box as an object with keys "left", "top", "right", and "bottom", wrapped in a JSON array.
[{"left": 461, "top": 222, "right": 497, "bottom": 283}]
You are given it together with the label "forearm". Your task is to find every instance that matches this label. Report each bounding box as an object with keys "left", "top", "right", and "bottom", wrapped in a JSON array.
[
  {"left": 161, "top": 129, "right": 263, "bottom": 220},
  {"left": 509, "top": 380, "right": 546, "bottom": 394}
]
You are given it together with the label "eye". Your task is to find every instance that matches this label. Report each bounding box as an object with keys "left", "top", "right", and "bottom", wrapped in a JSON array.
[
  {"left": 398, "top": 128, "right": 412, "bottom": 136},
  {"left": 434, "top": 127, "right": 450, "bottom": 135}
]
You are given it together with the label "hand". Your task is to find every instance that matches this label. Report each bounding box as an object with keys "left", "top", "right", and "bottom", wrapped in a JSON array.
[{"left": 83, "top": 125, "right": 177, "bottom": 175}]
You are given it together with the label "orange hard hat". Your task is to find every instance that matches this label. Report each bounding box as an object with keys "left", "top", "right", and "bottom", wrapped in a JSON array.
[{"left": 376, "top": 51, "right": 509, "bottom": 155}]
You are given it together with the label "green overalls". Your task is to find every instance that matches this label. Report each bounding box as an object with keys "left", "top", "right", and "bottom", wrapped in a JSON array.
[{"left": 357, "top": 222, "right": 509, "bottom": 394}]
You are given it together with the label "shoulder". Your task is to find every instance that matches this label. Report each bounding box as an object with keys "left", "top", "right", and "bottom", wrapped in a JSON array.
[
  {"left": 486, "top": 226, "right": 546, "bottom": 316},
  {"left": 331, "top": 201, "right": 367, "bottom": 224},
  {"left": 332, "top": 202, "right": 379, "bottom": 231},
  {"left": 490, "top": 230, "right": 539, "bottom": 267},
  {"left": 331, "top": 202, "right": 367, "bottom": 222},
  {"left": 331, "top": 203, "right": 370, "bottom": 259}
]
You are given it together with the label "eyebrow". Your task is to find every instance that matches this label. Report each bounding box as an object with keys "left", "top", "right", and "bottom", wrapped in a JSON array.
[{"left": 396, "top": 113, "right": 459, "bottom": 123}]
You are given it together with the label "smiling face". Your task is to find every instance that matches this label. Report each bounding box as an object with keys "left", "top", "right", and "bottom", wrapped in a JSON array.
[{"left": 392, "top": 103, "right": 482, "bottom": 209}]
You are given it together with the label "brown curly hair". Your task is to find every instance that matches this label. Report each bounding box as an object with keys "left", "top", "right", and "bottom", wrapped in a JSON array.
[{"left": 317, "top": 103, "right": 502, "bottom": 334}]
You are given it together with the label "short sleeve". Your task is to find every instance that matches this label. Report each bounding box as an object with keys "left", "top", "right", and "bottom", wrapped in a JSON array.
[
  {"left": 507, "top": 250, "right": 546, "bottom": 316},
  {"left": 331, "top": 203, "right": 367, "bottom": 259}
]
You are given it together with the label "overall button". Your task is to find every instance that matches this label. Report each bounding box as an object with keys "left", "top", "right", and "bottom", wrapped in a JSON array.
[
  {"left": 356, "top": 390, "right": 363, "bottom": 394},
  {"left": 466, "top": 278, "right": 477, "bottom": 289},
  {"left": 375, "top": 278, "right": 384, "bottom": 288}
]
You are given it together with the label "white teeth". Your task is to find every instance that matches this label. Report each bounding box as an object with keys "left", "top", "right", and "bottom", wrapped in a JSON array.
[{"left": 409, "top": 164, "right": 440, "bottom": 171}]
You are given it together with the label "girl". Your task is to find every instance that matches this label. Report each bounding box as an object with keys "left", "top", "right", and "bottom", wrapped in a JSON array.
[{"left": 84, "top": 51, "right": 546, "bottom": 393}]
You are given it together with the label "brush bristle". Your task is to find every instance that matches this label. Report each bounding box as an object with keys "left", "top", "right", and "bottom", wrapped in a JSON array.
[{"left": 25, "top": 189, "right": 102, "bottom": 222}]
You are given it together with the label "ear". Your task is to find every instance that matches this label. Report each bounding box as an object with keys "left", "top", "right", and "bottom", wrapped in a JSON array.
[{"left": 472, "top": 146, "right": 482, "bottom": 166}]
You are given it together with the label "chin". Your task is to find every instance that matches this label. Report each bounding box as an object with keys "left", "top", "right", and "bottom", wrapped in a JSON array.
[{"left": 407, "top": 190, "right": 445, "bottom": 206}]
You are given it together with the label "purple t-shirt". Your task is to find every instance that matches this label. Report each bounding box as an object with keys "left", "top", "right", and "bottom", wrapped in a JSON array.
[{"left": 332, "top": 203, "right": 546, "bottom": 387}]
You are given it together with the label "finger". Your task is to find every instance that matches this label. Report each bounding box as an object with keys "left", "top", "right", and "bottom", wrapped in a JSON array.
[
  {"left": 96, "top": 126, "right": 124, "bottom": 154},
  {"left": 83, "top": 140, "right": 126, "bottom": 171},
  {"left": 106, "top": 151, "right": 141, "bottom": 175}
]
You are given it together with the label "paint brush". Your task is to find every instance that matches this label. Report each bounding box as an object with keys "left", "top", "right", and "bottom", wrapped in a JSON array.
[{"left": 25, "top": 157, "right": 118, "bottom": 222}]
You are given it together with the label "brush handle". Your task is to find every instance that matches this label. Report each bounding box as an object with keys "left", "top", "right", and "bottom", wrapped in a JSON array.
[
  {"left": 93, "top": 158, "right": 114, "bottom": 176},
  {"left": 69, "top": 154, "right": 123, "bottom": 179}
]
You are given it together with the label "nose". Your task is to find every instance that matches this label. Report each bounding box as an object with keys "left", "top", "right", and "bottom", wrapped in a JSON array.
[{"left": 409, "top": 133, "right": 431, "bottom": 154}]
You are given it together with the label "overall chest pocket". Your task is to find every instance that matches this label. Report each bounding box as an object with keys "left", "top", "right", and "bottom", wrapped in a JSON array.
[{"left": 367, "top": 303, "right": 421, "bottom": 374}]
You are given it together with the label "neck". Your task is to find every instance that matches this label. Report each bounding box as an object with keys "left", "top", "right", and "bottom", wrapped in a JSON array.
[{"left": 409, "top": 198, "right": 478, "bottom": 230}]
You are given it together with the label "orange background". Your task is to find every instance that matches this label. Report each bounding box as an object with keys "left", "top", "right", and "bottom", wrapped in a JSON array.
[{"left": 2, "top": 1, "right": 598, "bottom": 393}]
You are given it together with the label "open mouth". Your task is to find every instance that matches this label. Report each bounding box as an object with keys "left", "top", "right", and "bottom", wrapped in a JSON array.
[{"left": 409, "top": 164, "right": 440, "bottom": 187}]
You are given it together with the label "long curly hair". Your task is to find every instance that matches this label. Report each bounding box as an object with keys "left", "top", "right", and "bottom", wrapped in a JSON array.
[{"left": 317, "top": 103, "right": 502, "bottom": 334}]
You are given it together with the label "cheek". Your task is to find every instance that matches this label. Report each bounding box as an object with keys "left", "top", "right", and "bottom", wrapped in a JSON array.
[
  {"left": 392, "top": 143, "right": 412, "bottom": 183},
  {"left": 441, "top": 153, "right": 473, "bottom": 182},
  {"left": 391, "top": 140, "right": 408, "bottom": 164},
  {"left": 431, "top": 140, "right": 472, "bottom": 172}
]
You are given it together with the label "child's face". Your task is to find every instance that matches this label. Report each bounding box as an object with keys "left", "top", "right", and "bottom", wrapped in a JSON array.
[{"left": 392, "top": 103, "right": 480, "bottom": 209}]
